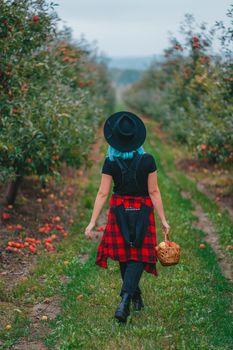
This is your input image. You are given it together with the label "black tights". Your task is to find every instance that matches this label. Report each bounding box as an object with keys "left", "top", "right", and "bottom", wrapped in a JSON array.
[{"left": 119, "top": 260, "right": 145, "bottom": 298}]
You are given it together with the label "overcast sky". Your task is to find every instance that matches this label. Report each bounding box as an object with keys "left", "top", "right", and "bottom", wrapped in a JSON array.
[{"left": 54, "top": 0, "right": 232, "bottom": 57}]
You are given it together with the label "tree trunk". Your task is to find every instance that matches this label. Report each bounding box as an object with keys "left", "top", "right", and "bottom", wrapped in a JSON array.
[
  {"left": 6, "top": 176, "right": 23, "bottom": 205},
  {"left": 41, "top": 178, "right": 47, "bottom": 189}
]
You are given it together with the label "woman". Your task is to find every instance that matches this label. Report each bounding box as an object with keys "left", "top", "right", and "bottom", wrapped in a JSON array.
[{"left": 84, "top": 111, "right": 170, "bottom": 323}]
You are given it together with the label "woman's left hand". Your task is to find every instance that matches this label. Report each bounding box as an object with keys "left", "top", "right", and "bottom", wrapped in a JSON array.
[{"left": 84, "top": 222, "right": 95, "bottom": 240}]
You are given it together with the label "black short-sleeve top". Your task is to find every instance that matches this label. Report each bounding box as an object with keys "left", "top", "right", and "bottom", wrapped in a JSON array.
[{"left": 101, "top": 152, "right": 157, "bottom": 196}]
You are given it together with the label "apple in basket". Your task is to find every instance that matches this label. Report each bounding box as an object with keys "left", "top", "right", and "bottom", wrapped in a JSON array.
[
  {"left": 159, "top": 241, "right": 175, "bottom": 248},
  {"left": 166, "top": 241, "right": 176, "bottom": 247},
  {"left": 159, "top": 241, "right": 167, "bottom": 249},
  {"left": 156, "top": 241, "right": 178, "bottom": 250},
  {"left": 155, "top": 241, "right": 166, "bottom": 251}
]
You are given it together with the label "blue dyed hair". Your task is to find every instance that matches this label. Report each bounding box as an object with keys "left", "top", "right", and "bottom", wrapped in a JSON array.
[{"left": 107, "top": 145, "right": 145, "bottom": 161}]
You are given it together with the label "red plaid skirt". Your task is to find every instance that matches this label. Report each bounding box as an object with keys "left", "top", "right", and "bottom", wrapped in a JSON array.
[{"left": 95, "top": 193, "right": 158, "bottom": 277}]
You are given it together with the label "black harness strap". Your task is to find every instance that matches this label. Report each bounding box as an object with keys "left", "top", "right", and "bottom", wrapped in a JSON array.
[{"left": 114, "top": 152, "right": 143, "bottom": 191}]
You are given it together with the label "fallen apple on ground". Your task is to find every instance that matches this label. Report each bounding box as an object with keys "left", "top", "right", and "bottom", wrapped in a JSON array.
[{"left": 199, "top": 243, "right": 206, "bottom": 248}]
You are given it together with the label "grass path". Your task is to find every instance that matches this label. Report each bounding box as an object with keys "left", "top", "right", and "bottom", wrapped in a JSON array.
[{"left": 1, "top": 115, "right": 232, "bottom": 350}]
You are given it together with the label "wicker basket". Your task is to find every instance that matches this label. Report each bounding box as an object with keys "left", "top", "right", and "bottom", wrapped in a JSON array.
[{"left": 155, "top": 233, "right": 181, "bottom": 266}]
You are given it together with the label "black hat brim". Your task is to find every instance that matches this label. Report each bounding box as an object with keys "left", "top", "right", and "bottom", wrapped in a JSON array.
[{"left": 103, "top": 111, "right": 146, "bottom": 152}]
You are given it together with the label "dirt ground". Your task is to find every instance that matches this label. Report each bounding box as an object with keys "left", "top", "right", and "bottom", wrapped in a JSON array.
[{"left": 0, "top": 167, "right": 78, "bottom": 289}]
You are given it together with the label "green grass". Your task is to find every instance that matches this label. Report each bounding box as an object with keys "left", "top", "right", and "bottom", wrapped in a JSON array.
[{"left": 1, "top": 115, "right": 232, "bottom": 349}]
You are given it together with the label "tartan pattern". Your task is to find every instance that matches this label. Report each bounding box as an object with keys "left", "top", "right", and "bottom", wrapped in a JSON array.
[{"left": 95, "top": 193, "right": 158, "bottom": 277}]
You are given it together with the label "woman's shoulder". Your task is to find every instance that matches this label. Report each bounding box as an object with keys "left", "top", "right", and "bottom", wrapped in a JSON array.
[
  {"left": 103, "top": 156, "right": 113, "bottom": 167},
  {"left": 102, "top": 156, "right": 112, "bottom": 175},
  {"left": 141, "top": 152, "right": 155, "bottom": 160},
  {"left": 141, "top": 152, "right": 157, "bottom": 171}
]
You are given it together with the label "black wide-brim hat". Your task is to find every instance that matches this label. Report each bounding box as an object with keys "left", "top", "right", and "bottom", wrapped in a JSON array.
[{"left": 103, "top": 111, "right": 146, "bottom": 152}]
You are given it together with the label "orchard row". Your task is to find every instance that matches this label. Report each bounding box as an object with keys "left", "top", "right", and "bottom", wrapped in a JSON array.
[{"left": 0, "top": 0, "right": 114, "bottom": 204}]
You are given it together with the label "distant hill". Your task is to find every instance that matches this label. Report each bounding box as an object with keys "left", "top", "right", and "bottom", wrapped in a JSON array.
[{"left": 107, "top": 55, "right": 163, "bottom": 70}]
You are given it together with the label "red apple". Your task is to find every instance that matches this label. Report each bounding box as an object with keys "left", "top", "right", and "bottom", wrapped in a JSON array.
[
  {"left": 29, "top": 245, "right": 37, "bottom": 253},
  {"left": 32, "top": 15, "right": 39, "bottom": 22},
  {"left": 2, "top": 212, "right": 10, "bottom": 220}
]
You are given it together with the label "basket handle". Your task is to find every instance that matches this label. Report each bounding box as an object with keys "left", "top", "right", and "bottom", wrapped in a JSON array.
[{"left": 164, "top": 231, "right": 170, "bottom": 242}]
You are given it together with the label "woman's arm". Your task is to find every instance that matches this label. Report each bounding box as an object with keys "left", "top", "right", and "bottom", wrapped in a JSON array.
[
  {"left": 85, "top": 174, "right": 112, "bottom": 238},
  {"left": 148, "top": 171, "right": 170, "bottom": 236}
]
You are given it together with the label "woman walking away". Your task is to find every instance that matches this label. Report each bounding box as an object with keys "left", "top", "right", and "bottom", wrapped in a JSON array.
[{"left": 84, "top": 111, "right": 170, "bottom": 323}]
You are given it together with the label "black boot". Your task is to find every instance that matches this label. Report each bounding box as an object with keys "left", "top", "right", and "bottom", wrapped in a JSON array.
[
  {"left": 114, "top": 292, "right": 131, "bottom": 323},
  {"left": 132, "top": 292, "right": 144, "bottom": 311}
]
